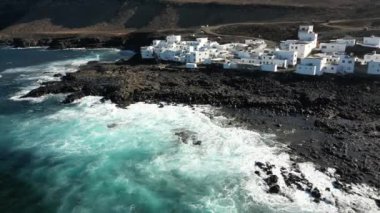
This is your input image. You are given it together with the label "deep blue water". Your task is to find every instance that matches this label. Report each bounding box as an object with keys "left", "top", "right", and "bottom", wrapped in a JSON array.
[{"left": 0, "top": 48, "right": 378, "bottom": 213}]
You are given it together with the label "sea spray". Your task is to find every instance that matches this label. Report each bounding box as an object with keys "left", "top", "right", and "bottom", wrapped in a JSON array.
[
  {"left": 0, "top": 48, "right": 124, "bottom": 102},
  {"left": 8, "top": 97, "right": 379, "bottom": 212}
]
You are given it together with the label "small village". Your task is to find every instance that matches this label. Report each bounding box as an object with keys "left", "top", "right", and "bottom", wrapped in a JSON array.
[{"left": 140, "top": 25, "right": 380, "bottom": 76}]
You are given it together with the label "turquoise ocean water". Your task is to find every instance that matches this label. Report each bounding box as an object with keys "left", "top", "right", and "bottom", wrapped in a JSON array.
[{"left": 0, "top": 48, "right": 378, "bottom": 213}]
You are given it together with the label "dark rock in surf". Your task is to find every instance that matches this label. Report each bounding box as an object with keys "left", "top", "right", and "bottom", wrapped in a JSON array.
[
  {"left": 255, "top": 162, "right": 265, "bottom": 169},
  {"left": 265, "top": 175, "right": 279, "bottom": 186},
  {"left": 311, "top": 188, "right": 322, "bottom": 201},
  {"left": 174, "top": 130, "right": 197, "bottom": 145},
  {"left": 107, "top": 123, "right": 118, "bottom": 129},
  {"left": 268, "top": 185, "right": 280, "bottom": 194},
  {"left": 193, "top": 140, "right": 202, "bottom": 146},
  {"left": 374, "top": 199, "right": 380, "bottom": 208}
]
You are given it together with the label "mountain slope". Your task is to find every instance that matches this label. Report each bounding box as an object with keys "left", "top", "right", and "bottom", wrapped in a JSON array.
[{"left": 0, "top": 0, "right": 379, "bottom": 37}]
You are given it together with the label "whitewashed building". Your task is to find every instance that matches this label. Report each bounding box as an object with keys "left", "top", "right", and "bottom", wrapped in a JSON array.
[
  {"left": 186, "top": 63, "right": 198, "bottom": 69},
  {"left": 261, "top": 64, "right": 278, "bottom": 72},
  {"left": 296, "top": 53, "right": 356, "bottom": 75},
  {"left": 166, "top": 35, "right": 182, "bottom": 43},
  {"left": 335, "top": 38, "right": 356, "bottom": 47},
  {"left": 240, "top": 56, "right": 288, "bottom": 69},
  {"left": 338, "top": 55, "right": 356, "bottom": 73},
  {"left": 296, "top": 57, "right": 327, "bottom": 75},
  {"left": 363, "top": 52, "right": 380, "bottom": 64},
  {"left": 291, "top": 41, "right": 316, "bottom": 58},
  {"left": 280, "top": 25, "right": 318, "bottom": 59},
  {"left": 320, "top": 42, "right": 347, "bottom": 53},
  {"left": 274, "top": 50, "right": 298, "bottom": 66},
  {"left": 362, "top": 36, "right": 380, "bottom": 48},
  {"left": 185, "top": 51, "right": 210, "bottom": 64},
  {"left": 367, "top": 61, "right": 380, "bottom": 75},
  {"left": 141, "top": 46, "right": 155, "bottom": 59},
  {"left": 141, "top": 35, "right": 234, "bottom": 65},
  {"left": 298, "top": 25, "right": 318, "bottom": 44}
]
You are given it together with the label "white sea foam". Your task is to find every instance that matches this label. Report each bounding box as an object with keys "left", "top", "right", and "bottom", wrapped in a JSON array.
[
  {"left": 15, "top": 96, "right": 379, "bottom": 212},
  {"left": 6, "top": 55, "right": 101, "bottom": 102}
]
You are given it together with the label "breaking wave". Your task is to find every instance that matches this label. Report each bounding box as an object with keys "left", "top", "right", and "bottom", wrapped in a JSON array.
[
  {"left": 10, "top": 97, "right": 379, "bottom": 212},
  {"left": 2, "top": 49, "right": 121, "bottom": 102}
]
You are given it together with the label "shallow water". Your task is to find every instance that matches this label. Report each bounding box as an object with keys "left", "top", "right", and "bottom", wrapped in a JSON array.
[{"left": 0, "top": 48, "right": 378, "bottom": 213}]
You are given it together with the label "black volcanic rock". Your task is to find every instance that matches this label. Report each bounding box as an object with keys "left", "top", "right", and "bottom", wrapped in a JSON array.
[
  {"left": 22, "top": 62, "right": 380, "bottom": 189},
  {"left": 268, "top": 185, "right": 280, "bottom": 194},
  {"left": 265, "top": 175, "right": 279, "bottom": 186}
]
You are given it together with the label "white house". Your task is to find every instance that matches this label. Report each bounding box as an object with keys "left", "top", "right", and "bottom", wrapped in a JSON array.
[
  {"left": 298, "top": 25, "right": 318, "bottom": 43},
  {"left": 274, "top": 49, "right": 298, "bottom": 66},
  {"left": 364, "top": 52, "right": 380, "bottom": 64},
  {"left": 186, "top": 51, "right": 210, "bottom": 64},
  {"left": 159, "top": 49, "right": 179, "bottom": 61},
  {"left": 289, "top": 41, "right": 315, "bottom": 59},
  {"left": 367, "top": 61, "right": 380, "bottom": 75},
  {"left": 166, "top": 35, "right": 182, "bottom": 43},
  {"left": 141, "top": 46, "right": 155, "bottom": 59},
  {"left": 338, "top": 55, "right": 356, "bottom": 73},
  {"left": 261, "top": 64, "right": 278, "bottom": 72},
  {"left": 320, "top": 42, "right": 347, "bottom": 53},
  {"left": 240, "top": 55, "right": 288, "bottom": 69},
  {"left": 322, "top": 64, "right": 339, "bottom": 74},
  {"left": 296, "top": 57, "right": 327, "bottom": 75},
  {"left": 362, "top": 36, "right": 380, "bottom": 48},
  {"left": 280, "top": 25, "right": 318, "bottom": 59},
  {"left": 335, "top": 38, "right": 356, "bottom": 47}
]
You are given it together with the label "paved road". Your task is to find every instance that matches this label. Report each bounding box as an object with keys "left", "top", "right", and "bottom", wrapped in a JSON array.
[{"left": 200, "top": 17, "right": 380, "bottom": 43}]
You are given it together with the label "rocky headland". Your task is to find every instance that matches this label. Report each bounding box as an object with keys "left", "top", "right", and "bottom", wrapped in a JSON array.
[{"left": 23, "top": 55, "right": 380, "bottom": 195}]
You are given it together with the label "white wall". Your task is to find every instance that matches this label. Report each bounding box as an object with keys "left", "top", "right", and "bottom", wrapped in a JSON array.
[
  {"left": 297, "top": 58, "right": 326, "bottom": 75},
  {"left": 141, "top": 46, "right": 154, "bottom": 59},
  {"left": 240, "top": 58, "right": 287, "bottom": 68},
  {"left": 296, "top": 65, "right": 317, "bottom": 75},
  {"left": 223, "top": 62, "right": 238, "bottom": 69},
  {"left": 363, "top": 37, "right": 380, "bottom": 47},
  {"left": 186, "top": 63, "right": 198, "bottom": 69},
  {"left": 289, "top": 43, "right": 314, "bottom": 59},
  {"left": 368, "top": 61, "right": 380, "bottom": 75},
  {"left": 166, "top": 35, "right": 182, "bottom": 43},
  {"left": 338, "top": 56, "right": 355, "bottom": 73},
  {"left": 261, "top": 64, "right": 278, "bottom": 72},
  {"left": 364, "top": 53, "right": 380, "bottom": 63},
  {"left": 320, "top": 43, "right": 346, "bottom": 53},
  {"left": 336, "top": 38, "right": 356, "bottom": 47},
  {"left": 322, "top": 64, "right": 338, "bottom": 74},
  {"left": 274, "top": 50, "right": 298, "bottom": 66},
  {"left": 299, "top": 25, "right": 313, "bottom": 33},
  {"left": 298, "top": 32, "right": 318, "bottom": 42}
]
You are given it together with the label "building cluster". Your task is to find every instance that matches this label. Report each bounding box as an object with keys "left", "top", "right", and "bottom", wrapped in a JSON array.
[{"left": 141, "top": 26, "right": 380, "bottom": 75}]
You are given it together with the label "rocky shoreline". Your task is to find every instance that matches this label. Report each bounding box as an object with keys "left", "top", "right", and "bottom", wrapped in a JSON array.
[{"left": 23, "top": 55, "right": 380, "bottom": 193}]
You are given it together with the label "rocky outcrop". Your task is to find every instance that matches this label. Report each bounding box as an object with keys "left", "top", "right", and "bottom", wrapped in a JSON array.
[{"left": 22, "top": 59, "right": 380, "bottom": 189}]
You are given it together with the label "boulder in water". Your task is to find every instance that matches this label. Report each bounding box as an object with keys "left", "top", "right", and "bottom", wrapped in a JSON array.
[
  {"left": 107, "top": 123, "right": 118, "bottom": 129},
  {"left": 174, "top": 129, "right": 197, "bottom": 144},
  {"left": 268, "top": 185, "right": 280, "bottom": 194}
]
